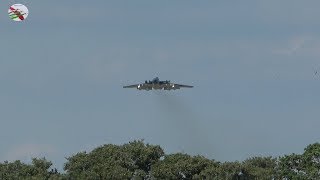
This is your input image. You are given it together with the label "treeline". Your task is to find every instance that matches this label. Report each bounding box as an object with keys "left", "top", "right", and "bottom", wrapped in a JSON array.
[{"left": 0, "top": 140, "right": 319, "bottom": 179}]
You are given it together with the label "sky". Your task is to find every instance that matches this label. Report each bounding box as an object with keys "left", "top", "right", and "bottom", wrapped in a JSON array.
[{"left": 1, "top": 0, "right": 320, "bottom": 170}]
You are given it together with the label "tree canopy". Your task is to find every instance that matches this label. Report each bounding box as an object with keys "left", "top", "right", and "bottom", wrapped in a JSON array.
[{"left": 1, "top": 140, "right": 319, "bottom": 179}]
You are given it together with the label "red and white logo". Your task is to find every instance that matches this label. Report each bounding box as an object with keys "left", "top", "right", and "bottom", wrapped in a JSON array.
[{"left": 8, "top": 4, "right": 29, "bottom": 22}]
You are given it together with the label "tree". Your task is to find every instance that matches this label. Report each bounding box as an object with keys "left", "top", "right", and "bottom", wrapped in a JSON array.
[
  {"left": 302, "top": 143, "right": 320, "bottom": 179},
  {"left": 276, "top": 143, "right": 320, "bottom": 179},
  {"left": 217, "top": 161, "right": 243, "bottom": 180},
  {"left": 277, "top": 153, "right": 306, "bottom": 179},
  {"left": 64, "top": 140, "right": 164, "bottom": 179},
  {"left": 1, "top": 141, "right": 320, "bottom": 179},
  {"left": 151, "top": 153, "right": 219, "bottom": 179},
  {"left": 241, "top": 157, "right": 277, "bottom": 179},
  {"left": 0, "top": 158, "right": 62, "bottom": 180}
]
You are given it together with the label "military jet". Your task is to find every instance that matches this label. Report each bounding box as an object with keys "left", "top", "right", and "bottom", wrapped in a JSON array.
[{"left": 123, "top": 77, "right": 193, "bottom": 90}]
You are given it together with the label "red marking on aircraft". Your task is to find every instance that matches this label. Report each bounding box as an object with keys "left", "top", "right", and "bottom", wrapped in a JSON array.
[{"left": 9, "top": 6, "right": 25, "bottom": 21}]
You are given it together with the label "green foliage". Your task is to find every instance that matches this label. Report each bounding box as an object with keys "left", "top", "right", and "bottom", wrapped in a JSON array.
[
  {"left": 151, "top": 153, "right": 219, "bottom": 179},
  {"left": 64, "top": 140, "right": 164, "bottom": 179},
  {"left": 303, "top": 143, "right": 320, "bottom": 179},
  {"left": 0, "top": 158, "right": 61, "bottom": 180},
  {"left": 216, "top": 161, "right": 243, "bottom": 180},
  {"left": 1, "top": 141, "right": 320, "bottom": 180},
  {"left": 277, "top": 143, "right": 320, "bottom": 179},
  {"left": 277, "top": 153, "right": 306, "bottom": 179},
  {"left": 242, "top": 156, "right": 277, "bottom": 179}
]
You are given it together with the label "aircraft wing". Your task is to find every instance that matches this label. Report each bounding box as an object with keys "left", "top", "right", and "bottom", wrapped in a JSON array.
[
  {"left": 174, "top": 84, "right": 193, "bottom": 88},
  {"left": 123, "top": 84, "right": 140, "bottom": 88}
]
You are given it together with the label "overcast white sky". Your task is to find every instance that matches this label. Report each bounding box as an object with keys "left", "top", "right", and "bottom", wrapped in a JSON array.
[{"left": 1, "top": 0, "right": 320, "bottom": 170}]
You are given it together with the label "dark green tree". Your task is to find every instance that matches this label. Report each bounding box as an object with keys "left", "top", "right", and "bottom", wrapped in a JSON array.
[
  {"left": 302, "top": 143, "right": 320, "bottom": 179},
  {"left": 277, "top": 143, "right": 320, "bottom": 179},
  {"left": 242, "top": 157, "right": 277, "bottom": 179},
  {"left": 0, "top": 158, "right": 61, "bottom": 180},
  {"left": 151, "top": 153, "right": 219, "bottom": 179},
  {"left": 217, "top": 161, "right": 243, "bottom": 180},
  {"left": 64, "top": 140, "right": 164, "bottom": 179},
  {"left": 1, "top": 140, "right": 319, "bottom": 180},
  {"left": 277, "top": 153, "right": 306, "bottom": 179}
]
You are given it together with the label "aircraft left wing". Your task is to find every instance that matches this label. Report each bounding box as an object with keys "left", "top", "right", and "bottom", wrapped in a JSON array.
[
  {"left": 169, "top": 84, "right": 193, "bottom": 90},
  {"left": 174, "top": 84, "right": 193, "bottom": 88},
  {"left": 123, "top": 84, "right": 139, "bottom": 88}
]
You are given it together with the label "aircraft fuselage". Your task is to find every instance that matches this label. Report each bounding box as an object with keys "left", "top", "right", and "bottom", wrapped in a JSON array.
[{"left": 123, "top": 77, "right": 193, "bottom": 91}]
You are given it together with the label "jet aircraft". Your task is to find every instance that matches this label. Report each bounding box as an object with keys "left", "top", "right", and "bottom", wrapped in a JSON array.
[{"left": 123, "top": 77, "right": 193, "bottom": 90}]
